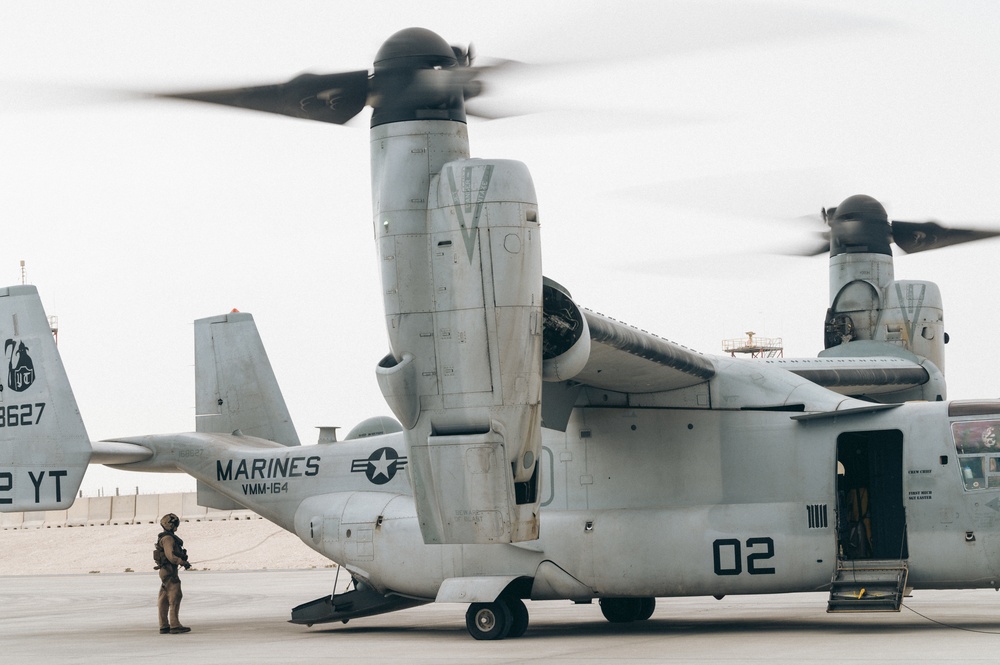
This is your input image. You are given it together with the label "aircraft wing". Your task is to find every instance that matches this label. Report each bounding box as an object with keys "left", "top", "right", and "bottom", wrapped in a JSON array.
[
  {"left": 542, "top": 278, "right": 942, "bottom": 413},
  {"left": 762, "top": 356, "right": 930, "bottom": 396},
  {"left": 541, "top": 279, "right": 714, "bottom": 394},
  {"left": 573, "top": 310, "right": 716, "bottom": 393}
]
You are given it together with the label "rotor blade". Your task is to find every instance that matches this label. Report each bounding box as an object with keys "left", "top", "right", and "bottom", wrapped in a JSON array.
[
  {"left": 777, "top": 214, "right": 830, "bottom": 256},
  {"left": 891, "top": 220, "right": 1000, "bottom": 254},
  {"left": 794, "top": 239, "right": 832, "bottom": 257},
  {"left": 464, "top": 102, "right": 519, "bottom": 120},
  {"left": 465, "top": 95, "right": 536, "bottom": 120},
  {"left": 459, "top": 60, "right": 547, "bottom": 120},
  {"left": 781, "top": 234, "right": 830, "bottom": 256},
  {"left": 158, "top": 70, "right": 370, "bottom": 124}
]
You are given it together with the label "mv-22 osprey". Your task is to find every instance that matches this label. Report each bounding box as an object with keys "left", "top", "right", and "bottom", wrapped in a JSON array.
[{"left": 4, "top": 28, "right": 1000, "bottom": 640}]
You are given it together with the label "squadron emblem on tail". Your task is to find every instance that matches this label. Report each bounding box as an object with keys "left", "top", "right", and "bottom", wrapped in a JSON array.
[{"left": 4, "top": 339, "right": 35, "bottom": 393}]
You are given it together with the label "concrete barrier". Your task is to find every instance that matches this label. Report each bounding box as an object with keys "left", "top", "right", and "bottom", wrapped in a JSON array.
[
  {"left": 21, "top": 511, "right": 45, "bottom": 529},
  {"left": 110, "top": 495, "right": 136, "bottom": 525},
  {"left": 135, "top": 494, "right": 160, "bottom": 525},
  {"left": 1, "top": 511, "right": 23, "bottom": 529},
  {"left": 181, "top": 493, "right": 209, "bottom": 522},
  {"left": 158, "top": 493, "right": 184, "bottom": 523},
  {"left": 2, "top": 492, "right": 268, "bottom": 529},
  {"left": 87, "top": 496, "right": 112, "bottom": 526},
  {"left": 42, "top": 509, "right": 68, "bottom": 528},
  {"left": 67, "top": 498, "right": 90, "bottom": 527}
]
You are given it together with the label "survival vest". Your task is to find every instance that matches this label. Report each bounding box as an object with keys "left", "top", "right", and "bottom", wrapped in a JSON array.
[{"left": 153, "top": 531, "right": 189, "bottom": 570}]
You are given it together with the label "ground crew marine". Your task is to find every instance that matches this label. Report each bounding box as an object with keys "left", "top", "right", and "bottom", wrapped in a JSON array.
[{"left": 154, "top": 513, "right": 192, "bottom": 634}]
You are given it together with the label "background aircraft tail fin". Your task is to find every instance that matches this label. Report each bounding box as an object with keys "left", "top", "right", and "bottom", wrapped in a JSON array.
[
  {"left": 194, "top": 311, "right": 299, "bottom": 446},
  {"left": 0, "top": 285, "right": 90, "bottom": 511}
]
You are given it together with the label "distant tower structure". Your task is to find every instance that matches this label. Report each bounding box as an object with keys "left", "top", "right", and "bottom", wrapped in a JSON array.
[
  {"left": 19, "top": 259, "right": 26, "bottom": 285},
  {"left": 723, "top": 331, "right": 783, "bottom": 359}
]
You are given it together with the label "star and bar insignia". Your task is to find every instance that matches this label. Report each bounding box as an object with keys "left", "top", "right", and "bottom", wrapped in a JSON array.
[{"left": 351, "top": 447, "right": 408, "bottom": 485}]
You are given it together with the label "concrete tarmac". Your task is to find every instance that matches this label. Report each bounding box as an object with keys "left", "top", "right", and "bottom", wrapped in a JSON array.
[{"left": 2, "top": 569, "right": 1000, "bottom": 664}]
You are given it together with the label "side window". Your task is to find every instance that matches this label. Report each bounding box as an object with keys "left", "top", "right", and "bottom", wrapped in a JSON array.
[
  {"left": 962, "top": 456, "right": 985, "bottom": 490},
  {"left": 989, "top": 456, "right": 1000, "bottom": 489},
  {"left": 952, "top": 421, "right": 1000, "bottom": 491}
]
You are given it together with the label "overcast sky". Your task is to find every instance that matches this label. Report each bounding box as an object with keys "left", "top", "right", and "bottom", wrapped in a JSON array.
[{"left": 2, "top": 0, "right": 999, "bottom": 495}]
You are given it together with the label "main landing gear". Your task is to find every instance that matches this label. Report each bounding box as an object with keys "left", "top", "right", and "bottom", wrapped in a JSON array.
[
  {"left": 465, "top": 595, "right": 529, "bottom": 640},
  {"left": 599, "top": 597, "right": 656, "bottom": 623},
  {"left": 464, "top": 595, "right": 657, "bottom": 639}
]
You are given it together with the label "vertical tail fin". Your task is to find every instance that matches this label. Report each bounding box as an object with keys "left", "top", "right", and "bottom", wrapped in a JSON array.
[
  {"left": 194, "top": 311, "right": 299, "bottom": 446},
  {"left": 0, "top": 285, "right": 90, "bottom": 511}
]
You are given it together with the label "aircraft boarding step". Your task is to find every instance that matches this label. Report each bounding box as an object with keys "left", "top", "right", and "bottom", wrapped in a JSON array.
[
  {"left": 827, "top": 559, "right": 908, "bottom": 612},
  {"left": 289, "top": 580, "right": 427, "bottom": 626}
]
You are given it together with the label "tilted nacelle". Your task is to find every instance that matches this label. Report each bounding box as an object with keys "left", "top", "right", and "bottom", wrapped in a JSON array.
[
  {"left": 825, "top": 252, "right": 945, "bottom": 372},
  {"left": 372, "top": 120, "right": 542, "bottom": 545},
  {"left": 821, "top": 196, "right": 947, "bottom": 401}
]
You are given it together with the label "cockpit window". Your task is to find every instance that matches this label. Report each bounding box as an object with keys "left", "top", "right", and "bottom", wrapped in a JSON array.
[{"left": 952, "top": 420, "right": 1000, "bottom": 490}]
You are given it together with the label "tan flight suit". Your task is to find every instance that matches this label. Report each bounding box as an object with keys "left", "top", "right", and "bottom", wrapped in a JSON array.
[{"left": 157, "top": 523, "right": 191, "bottom": 632}]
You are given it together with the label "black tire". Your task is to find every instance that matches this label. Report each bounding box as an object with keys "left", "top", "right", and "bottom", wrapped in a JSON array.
[
  {"left": 600, "top": 597, "right": 642, "bottom": 623},
  {"left": 635, "top": 597, "right": 655, "bottom": 621},
  {"left": 465, "top": 601, "right": 512, "bottom": 640},
  {"left": 503, "top": 597, "right": 529, "bottom": 638}
]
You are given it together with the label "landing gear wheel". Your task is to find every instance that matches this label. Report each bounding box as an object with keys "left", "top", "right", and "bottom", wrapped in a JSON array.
[
  {"left": 600, "top": 597, "right": 646, "bottom": 623},
  {"left": 636, "top": 597, "right": 655, "bottom": 621},
  {"left": 465, "top": 601, "right": 512, "bottom": 640},
  {"left": 503, "top": 597, "right": 529, "bottom": 638}
]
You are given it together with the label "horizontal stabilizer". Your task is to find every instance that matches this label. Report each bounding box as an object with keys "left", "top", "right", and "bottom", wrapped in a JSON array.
[
  {"left": 195, "top": 311, "right": 299, "bottom": 446},
  {"left": 90, "top": 440, "right": 152, "bottom": 465},
  {"left": 0, "top": 285, "right": 90, "bottom": 511}
]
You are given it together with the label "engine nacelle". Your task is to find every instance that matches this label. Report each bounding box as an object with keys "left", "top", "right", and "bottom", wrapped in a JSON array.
[
  {"left": 826, "top": 243, "right": 946, "bottom": 381},
  {"left": 372, "top": 119, "right": 542, "bottom": 545},
  {"left": 541, "top": 278, "right": 591, "bottom": 382},
  {"left": 820, "top": 196, "right": 948, "bottom": 398}
]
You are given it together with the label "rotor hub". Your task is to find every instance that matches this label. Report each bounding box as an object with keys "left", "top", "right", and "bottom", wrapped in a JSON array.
[
  {"left": 374, "top": 28, "right": 458, "bottom": 70},
  {"left": 370, "top": 28, "right": 468, "bottom": 127},
  {"left": 829, "top": 194, "right": 892, "bottom": 257}
]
